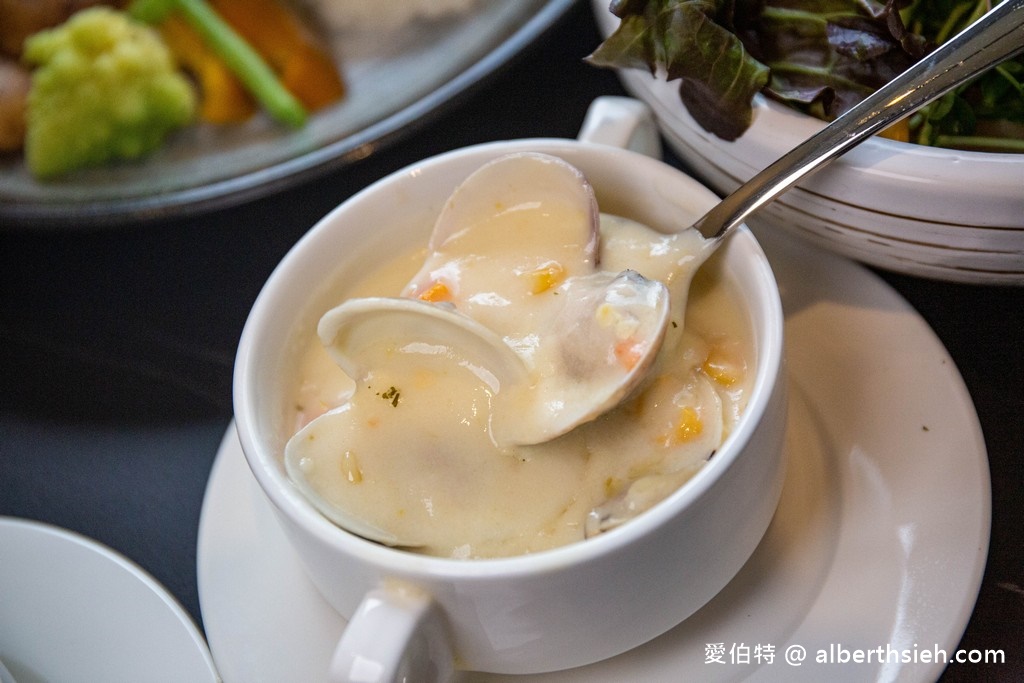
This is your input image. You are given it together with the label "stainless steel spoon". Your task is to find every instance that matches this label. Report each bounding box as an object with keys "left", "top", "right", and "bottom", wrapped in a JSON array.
[
  {"left": 691, "top": 0, "right": 1024, "bottom": 244},
  {"left": 595, "top": 0, "right": 1024, "bottom": 436}
]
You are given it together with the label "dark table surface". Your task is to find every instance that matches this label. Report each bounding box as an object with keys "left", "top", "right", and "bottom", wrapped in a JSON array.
[{"left": 1, "top": 2, "right": 1021, "bottom": 681}]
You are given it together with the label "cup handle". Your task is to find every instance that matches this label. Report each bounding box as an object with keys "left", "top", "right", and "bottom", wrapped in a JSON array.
[
  {"left": 576, "top": 96, "right": 662, "bottom": 159},
  {"left": 328, "top": 584, "right": 455, "bottom": 683}
]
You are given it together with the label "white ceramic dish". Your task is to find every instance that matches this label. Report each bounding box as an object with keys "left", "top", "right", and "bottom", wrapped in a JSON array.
[
  {"left": 198, "top": 226, "right": 990, "bottom": 681},
  {"left": 0, "top": 517, "right": 219, "bottom": 683},
  {"left": 590, "top": 1, "right": 1024, "bottom": 285}
]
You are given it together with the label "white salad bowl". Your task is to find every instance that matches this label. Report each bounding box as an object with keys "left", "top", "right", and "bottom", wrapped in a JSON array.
[
  {"left": 233, "top": 99, "right": 787, "bottom": 680},
  {"left": 592, "top": 1, "right": 1024, "bottom": 285}
]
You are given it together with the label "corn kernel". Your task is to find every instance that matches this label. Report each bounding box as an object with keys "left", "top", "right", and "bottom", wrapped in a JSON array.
[
  {"left": 672, "top": 406, "right": 703, "bottom": 443},
  {"left": 524, "top": 262, "right": 565, "bottom": 294},
  {"left": 702, "top": 346, "right": 745, "bottom": 386},
  {"left": 595, "top": 302, "right": 615, "bottom": 326},
  {"left": 596, "top": 303, "right": 641, "bottom": 342}
]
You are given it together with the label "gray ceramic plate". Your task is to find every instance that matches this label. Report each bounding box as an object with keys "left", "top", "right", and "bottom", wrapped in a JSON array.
[{"left": 1, "top": 0, "right": 574, "bottom": 227}]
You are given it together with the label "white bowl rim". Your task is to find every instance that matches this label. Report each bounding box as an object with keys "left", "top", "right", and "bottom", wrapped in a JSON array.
[{"left": 753, "top": 92, "right": 1024, "bottom": 161}]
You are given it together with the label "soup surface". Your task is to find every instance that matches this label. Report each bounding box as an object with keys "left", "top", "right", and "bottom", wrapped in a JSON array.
[{"left": 285, "top": 212, "right": 755, "bottom": 559}]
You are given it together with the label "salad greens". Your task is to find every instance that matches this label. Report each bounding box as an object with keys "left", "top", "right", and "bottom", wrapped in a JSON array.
[
  {"left": 589, "top": 0, "right": 1024, "bottom": 151},
  {"left": 22, "top": 7, "right": 196, "bottom": 178},
  {"left": 129, "top": 0, "right": 307, "bottom": 127}
]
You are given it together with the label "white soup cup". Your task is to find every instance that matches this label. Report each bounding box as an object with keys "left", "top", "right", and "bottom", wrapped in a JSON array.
[{"left": 233, "top": 97, "right": 787, "bottom": 681}]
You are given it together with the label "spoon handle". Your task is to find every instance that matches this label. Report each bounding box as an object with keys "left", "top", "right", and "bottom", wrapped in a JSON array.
[{"left": 692, "top": 0, "right": 1024, "bottom": 242}]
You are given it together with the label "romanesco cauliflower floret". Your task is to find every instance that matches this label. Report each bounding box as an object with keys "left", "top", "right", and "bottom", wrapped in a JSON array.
[{"left": 22, "top": 7, "right": 196, "bottom": 179}]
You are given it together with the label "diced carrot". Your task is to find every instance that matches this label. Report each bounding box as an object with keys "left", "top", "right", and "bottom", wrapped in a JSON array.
[
  {"left": 418, "top": 281, "right": 452, "bottom": 303},
  {"left": 614, "top": 338, "right": 644, "bottom": 371}
]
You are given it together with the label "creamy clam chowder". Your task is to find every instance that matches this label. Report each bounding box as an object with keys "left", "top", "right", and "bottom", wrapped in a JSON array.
[{"left": 285, "top": 154, "right": 754, "bottom": 559}]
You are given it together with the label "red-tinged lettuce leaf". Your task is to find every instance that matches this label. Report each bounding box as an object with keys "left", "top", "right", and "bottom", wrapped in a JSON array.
[
  {"left": 735, "top": 0, "right": 921, "bottom": 121},
  {"left": 587, "top": 0, "right": 770, "bottom": 140},
  {"left": 589, "top": 0, "right": 927, "bottom": 138},
  {"left": 592, "top": 0, "right": 1021, "bottom": 150}
]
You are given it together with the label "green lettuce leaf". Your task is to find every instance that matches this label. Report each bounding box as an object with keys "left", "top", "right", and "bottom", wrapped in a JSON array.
[{"left": 903, "top": 0, "right": 1024, "bottom": 150}]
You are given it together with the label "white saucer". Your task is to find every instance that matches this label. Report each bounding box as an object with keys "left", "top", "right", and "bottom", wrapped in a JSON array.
[
  {"left": 197, "top": 228, "right": 990, "bottom": 682},
  {"left": 0, "top": 518, "right": 219, "bottom": 683}
]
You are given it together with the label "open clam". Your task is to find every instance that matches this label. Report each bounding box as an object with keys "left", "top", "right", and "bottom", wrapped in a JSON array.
[
  {"left": 286, "top": 298, "right": 528, "bottom": 548},
  {"left": 404, "top": 152, "right": 671, "bottom": 444},
  {"left": 316, "top": 296, "right": 528, "bottom": 396}
]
